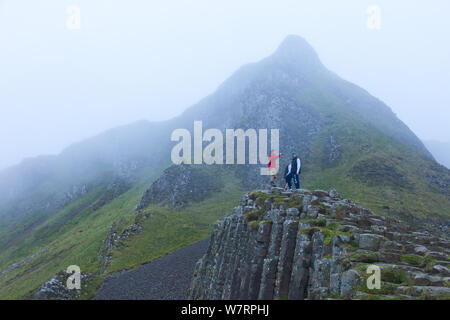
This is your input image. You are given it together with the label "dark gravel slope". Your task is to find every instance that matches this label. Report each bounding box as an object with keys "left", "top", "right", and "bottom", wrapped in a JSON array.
[{"left": 93, "top": 238, "right": 209, "bottom": 300}]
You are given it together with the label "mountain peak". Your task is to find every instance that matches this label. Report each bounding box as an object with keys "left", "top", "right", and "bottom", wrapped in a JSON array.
[
  {"left": 276, "top": 35, "right": 313, "bottom": 52},
  {"left": 270, "top": 35, "right": 322, "bottom": 68}
]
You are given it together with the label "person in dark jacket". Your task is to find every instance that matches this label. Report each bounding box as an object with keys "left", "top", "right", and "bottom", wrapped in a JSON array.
[
  {"left": 290, "top": 152, "right": 301, "bottom": 190},
  {"left": 284, "top": 163, "right": 292, "bottom": 191}
]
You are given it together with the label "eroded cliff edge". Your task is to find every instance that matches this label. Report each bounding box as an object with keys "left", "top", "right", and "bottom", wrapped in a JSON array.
[{"left": 189, "top": 188, "right": 450, "bottom": 300}]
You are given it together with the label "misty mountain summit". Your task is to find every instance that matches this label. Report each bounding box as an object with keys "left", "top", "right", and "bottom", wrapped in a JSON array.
[
  {"left": 269, "top": 34, "right": 324, "bottom": 71},
  {"left": 0, "top": 35, "right": 449, "bottom": 299}
]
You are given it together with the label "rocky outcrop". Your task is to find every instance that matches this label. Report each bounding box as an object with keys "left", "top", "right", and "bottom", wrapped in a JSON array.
[
  {"left": 188, "top": 188, "right": 450, "bottom": 300},
  {"left": 327, "top": 135, "right": 341, "bottom": 163},
  {"left": 98, "top": 212, "right": 153, "bottom": 273},
  {"left": 34, "top": 270, "right": 92, "bottom": 300},
  {"left": 137, "top": 164, "right": 224, "bottom": 210},
  {"left": 92, "top": 179, "right": 131, "bottom": 211},
  {"left": 0, "top": 249, "right": 48, "bottom": 277}
]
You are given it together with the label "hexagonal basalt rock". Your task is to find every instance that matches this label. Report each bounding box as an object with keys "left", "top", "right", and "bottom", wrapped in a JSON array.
[
  {"left": 188, "top": 189, "right": 450, "bottom": 301},
  {"left": 359, "top": 234, "right": 384, "bottom": 251}
]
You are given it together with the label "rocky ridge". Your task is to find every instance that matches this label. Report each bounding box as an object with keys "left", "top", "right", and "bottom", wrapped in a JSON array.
[
  {"left": 34, "top": 270, "right": 92, "bottom": 300},
  {"left": 189, "top": 188, "right": 450, "bottom": 300},
  {"left": 137, "top": 164, "right": 224, "bottom": 210},
  {"left": 98, "top": 211, "right": 153, "bottom": 273}
]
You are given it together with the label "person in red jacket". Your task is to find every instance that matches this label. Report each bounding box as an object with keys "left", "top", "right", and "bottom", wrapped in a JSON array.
[{"left": 268, "top": 150, "right": 282, "bottom": 187}]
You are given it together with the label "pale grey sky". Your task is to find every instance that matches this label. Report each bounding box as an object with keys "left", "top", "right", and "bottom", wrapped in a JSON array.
[{"left": 0, "top": 0, "right": 449, "bottom": 170}]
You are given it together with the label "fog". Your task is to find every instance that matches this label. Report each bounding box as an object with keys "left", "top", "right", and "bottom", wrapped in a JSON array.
[{"left": 1, "top": 0, "right": 449, "bottom": 170}]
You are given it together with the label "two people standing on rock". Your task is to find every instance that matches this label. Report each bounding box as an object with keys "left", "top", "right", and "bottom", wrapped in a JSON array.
[{"left": 268, "top": 150, "right": 301, "bottom": 190}]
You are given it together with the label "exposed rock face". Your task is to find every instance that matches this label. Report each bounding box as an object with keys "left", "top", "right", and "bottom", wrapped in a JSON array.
[
  {"left": 98, "top": 211, "right": 153, "bottom": 273},
  {"left": 137, "top": 164, "right": 224, "bottom": 210},
  {"left": 188, "top": 188, "right": 450, "bottom": 300},
  {"left": 327, "top": 135, "right": 341, "bottom": 163},
  {"left": 0, "top": 249, "right": 48, "bottom": 277},
  {"left": 92, "top": 179, "right": 131, "bottom": 211},
  {"left": 34, "top": 271, "right": 91, "bottom": 300},
  {"left": 35, "top": 275, "right": 72, "bottom": 300}
]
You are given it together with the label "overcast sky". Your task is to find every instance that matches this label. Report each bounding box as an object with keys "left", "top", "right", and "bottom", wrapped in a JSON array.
[{"left": 0, "top": 0, "right": 449, "bottom": 170}]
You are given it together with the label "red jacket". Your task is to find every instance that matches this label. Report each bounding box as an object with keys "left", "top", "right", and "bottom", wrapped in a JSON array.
[{"left": 268, "top": 153, "right": 281, "bottom": 169}]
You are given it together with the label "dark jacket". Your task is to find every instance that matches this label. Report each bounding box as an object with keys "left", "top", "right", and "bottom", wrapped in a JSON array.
[{"left": 291, "top": 157, "right": 301, "bottom": 175}]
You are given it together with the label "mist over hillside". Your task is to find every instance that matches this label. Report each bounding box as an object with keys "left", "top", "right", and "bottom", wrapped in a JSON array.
[
  {"left": 425, "top": 140, "right": 450, "bottom": 169},
  {"left": 0, "top": 35, "right": 449, "bottom": 300}
]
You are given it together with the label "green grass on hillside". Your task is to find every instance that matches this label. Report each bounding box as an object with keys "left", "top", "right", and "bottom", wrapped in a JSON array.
[
  {"left": 0, "top": 166, "right": 245, "bottom": 299},
  {"left": 301, "top": 102, "right": 450, "bottom": 225},
  {"left": 107, "top": 172, "right": 244, "bottom": 273},
  {"left": 0, "top": 166, "right": 162, "bottom": 299}
]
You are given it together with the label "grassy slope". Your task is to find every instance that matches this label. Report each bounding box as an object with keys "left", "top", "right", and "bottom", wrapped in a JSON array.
[
  {"left": 107, "top": 171, "right": 244, "bottom": 273},
  {"left": 0, "top": 167, "right": 245, "bottom": 299},
  {"left": 298, "top": 84, "right": 450, "bottom": 225},
  {"left": 0, "top": 167, "right": 161, "bottom": 299},
  {"left": 304, "top": 122, "right": 450, "bottom": 223}
]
